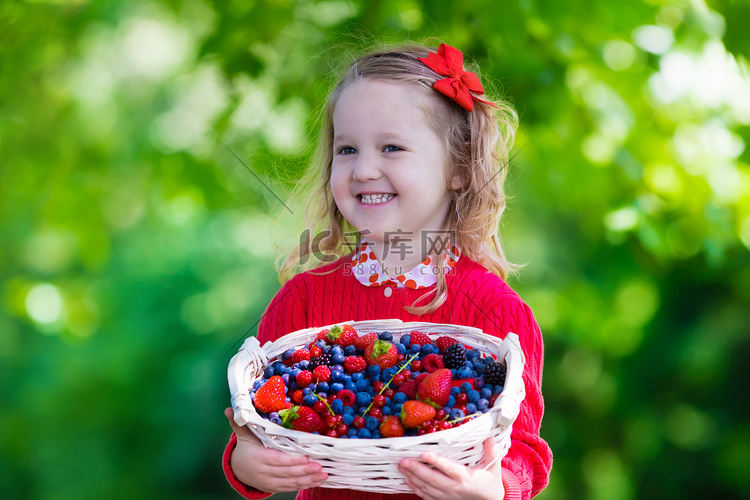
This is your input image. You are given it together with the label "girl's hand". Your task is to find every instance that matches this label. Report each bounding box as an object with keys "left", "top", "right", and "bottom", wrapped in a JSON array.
[
  {"left": 224, "top": 407, "right": 328, "bottom": 492},
  {"left": 398, "top": 438, "right": 505, "bottom": 500}
]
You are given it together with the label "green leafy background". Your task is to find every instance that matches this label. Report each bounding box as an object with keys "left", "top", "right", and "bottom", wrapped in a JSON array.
[{"left": 1, "top": 0, "right": 749, "bottom": 499}]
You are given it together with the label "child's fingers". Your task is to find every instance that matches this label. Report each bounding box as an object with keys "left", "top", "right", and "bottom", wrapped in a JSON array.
[
  {"left": 478, "top": 438, "right": 503, "bottom": 472},
  {"left": 399, "top": 457, "right": 456, "bottom": 495},
  {"left": 224, "top": 407, "right": 256, "bottom": 439},
  {"left": 419, "top": 452, "right": 468, "bottom": 482}
]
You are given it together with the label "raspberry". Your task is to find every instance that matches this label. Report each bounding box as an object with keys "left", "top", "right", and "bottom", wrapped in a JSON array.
[
  {"left": 422, "top": 353, "right": 445, "bottom": 373},
  {"left": 292, "top": 349, "right": 311, "bottom": 364},
  {"left": 313, "top": 365, "right": 331, "bottom": 383},
  {"left": 436, "top": 336, "right": 460, "bottom": 353},
  {"left": 344, "top": 356, "right": 366, "bottom": 373},
  {"left": 296, "top": 370, "right": 313, "bottom": 388},
  {"left": 409, "top": 331, "right": 432, "bottom": 347},
  {"left": 397, "top": 378, "right": 418, "bottom": 399}
]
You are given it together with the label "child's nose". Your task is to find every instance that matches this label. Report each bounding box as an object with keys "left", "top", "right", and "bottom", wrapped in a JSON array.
[{"left": 351, "top": 152, "right": 382, "bottom": 181}]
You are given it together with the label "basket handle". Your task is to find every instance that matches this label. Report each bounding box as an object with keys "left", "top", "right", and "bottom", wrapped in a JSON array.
[
  {"left": 228, "top": 336, "right": 268, "bottom": 426},
  {"left": 488, "top": 333, "right": 526, "bottom": 428}
]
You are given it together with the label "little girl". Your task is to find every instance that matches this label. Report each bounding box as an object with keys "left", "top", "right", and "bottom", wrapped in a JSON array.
[{"left": 223, "top": 43, "right": 552, "bottom": 500}]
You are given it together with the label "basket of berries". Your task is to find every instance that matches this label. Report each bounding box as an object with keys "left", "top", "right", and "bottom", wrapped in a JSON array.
[{"left": 228, "top": 320, "right": 525, "bottom": 493}]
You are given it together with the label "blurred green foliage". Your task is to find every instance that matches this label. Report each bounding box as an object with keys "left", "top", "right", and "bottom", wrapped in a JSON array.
[{"left": 1, "top": 0, "right": 749, "bottom": 499}]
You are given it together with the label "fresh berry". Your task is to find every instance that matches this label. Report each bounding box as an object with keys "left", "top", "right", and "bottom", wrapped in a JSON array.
[
  {"left": 409, "top": 331, "right": 432, "bottom": 347},
  {"left": 436, "top": 336, "right": 461, "bottom": 353},
  {"left": 422, "top": 353, "right": 445, "bottom": 373},
  {"left": 254, "top": 376, "right": 292, "bottom": 413},
  {"left": 335, "top": 389, "right": 356, "bottom": 406},
  {"left": 315, "top": 329, "right": 330, "bottom": 342},
  {"left": 443, "top": 343, "right": 466, "bottom": 369},
  {"left": 313, "top": 400, "right": 329, "bottom": 414},
  {"left": 401, "top": 400, "right": 437, "bottom": 428},
  {"left": 411, "top": 359, "right": 423, "bottom": 371},
  {"left": 336, "top": 423, "right": 349, "bottom": 436},
  {"left": 309, "top": 352, "right": 333, "bottom": 370},
  {"left": 354, "top": 332, "right": 379, "bottom": 351},
  {"left": 309, "top": 345, "right": 322, "bottom": 358},
  {"left": 364, "top": 340, "right": 398, "bottom": 369},
  {"left": 292, "top": 349, "right": 311, "bottom": 364},
  {"left": 415, "top": 372, "right": 429, "bottom": 386},
  {"left": 296, "top": 370, "right": 312, "bottom": 388},
  {"left": 397, "top": 378, "right": 418, "bottom": 399},
  {"left": 352, "top": 416, "right": 365, "bottom": 429},
  {"left": 292, "top": 389, "right": 305, "bottom": 404},
  {"left": 372, "top": 394, "right": 386, "bottom": 408},
  {"left": 484, "top": 360, "right": 507, "bottom": 386},
  {"left": 417, "top": 369, "right": 453, "bottom": 408},
  {"left": 326, "top": 324, "right": 358, "bottom": 347},
  {"left": 344, "top": 356, "right": 367, "bottom": 373},
  {"left": 280, "top": 406, "right": 325, "bottom": 433},
  {"left": 313, "top": 365, "right": 331, "bottom": 383},
  {"left": 379, "top": 415, "right": 405, "bottom": 437}
]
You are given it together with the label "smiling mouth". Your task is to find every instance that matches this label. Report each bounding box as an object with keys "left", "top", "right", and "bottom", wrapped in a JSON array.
[{"left": 359, "top": 194, "right": 396, "bottom": 204}]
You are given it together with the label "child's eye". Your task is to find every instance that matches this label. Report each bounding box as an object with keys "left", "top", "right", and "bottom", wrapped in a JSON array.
[
  {"left": 337, "top": 147, "right": 357, "bottom": 155},
  {"left": 384, "top": 145, "right": 403, "bottom": 152}
]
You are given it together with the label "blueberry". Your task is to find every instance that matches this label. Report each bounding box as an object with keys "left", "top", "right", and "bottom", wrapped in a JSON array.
[
  {"left": 252, "top": 380, "right": 264, "bottom": 391},
  {"left": 264, "top": 366, "right": 275, "bottom": 378},
  {"left": 281, "top": 374, "right": 291, "bottom": 386},
  {"left": 447, "top": 395, "right": 456, "bottom": 408},
  {"left": 365, "top": 416, "right": 379, "bottom": 431},
  {"left": 409, "top": 344, "right": 421, "bottom": 354},
  {"left": 480, "top": 387, "right": 492, "bottom": 399},
  {"left": 400, "top": 334, "right": 411, "bottom": 346},
  {"left": 450, "top": 368, "right": 458, "bottom": 378},
  {"left": 269, "top": 414, "right": 282, "bottom": 425},
  {"left": 317, "top": 392, "right": 328, "bottom": 399},
  {"left": 331, "top": 345, "right": 343, "bottom": 355},
  {"left": 396, "top": 343, "right": 406, "bottom": 355},
  {"left": 394, "top": 392, "right": 408, "bottom": 404},
  {"left": 303, "top": 387, "right": 312, "bottom": 396},
  {"left": 331, "top": 399, "right": 344, "bottom": 414},
  {"left": 342, "top": 374, "right": 352, "bottom": 383},
  {"left": 372, "top": 430, "right": 381, "bottom": 439},
  {"left": 358, "top": 406, "right": 368, "bottom": 415},
  {"left": 345, "top": 345, "right": 357, "bottom": 356},
  {"left": 317, "top": 382, "right": 330, "bottom": 393},
  {"left": 332, "top": 353, "right": 346, "bottom": 364},
  {"left": 291, "top": 368, "right": 302, "bottom": 378},
  {"left": 466, "top": 349, "right": 480, "bottom": 360},
  {"left": 450, "top": 409, "right": 465, "bottom": 420},
  {"left": 457, "top": 367, "right": 472, "bottom": 380},
  {"left": 289, "top": 382, "right": 300, "bottom": 392},
  {"left": 477, "top": 398, "right": 490, "bottom": 412},
  {"left": 367, "top": 365, "right": 381, "bottom": 377},
  {"left": 382, "top": 368, "right": 397, "bottom": 380},
  {"left": 450, "top": 386, "right": 460, "bottom": 396},
  {"left": 303, "top": 394, "right": 318, "bottom": 406},
  {"left": 299, "top": 360, "right": 310, "bottom": 369},
  {"left": 483, "top": 384, "right": 494, "bottom": 395},
  {"left": 466, "top": 403, "right": 477, "bottom": 414},
  {"left": 421, "top": 344, "right": 435, "bottom": 355},
  {"left": 379, "top": 331, "right": 393, "bottom": 341},
  {"left": 330, "top": 370, "right": 344, "bottom": 382},
  {"left": 342, "top": 413, "right": 354, "bottom": 425},
  {"left": 382, "top": 406, "right": 392, "bottom": 416},
  {"left": 358, "top": 428, "right": 372, "bottom": 439},
  {"left": 282, "top": 349, "right": 295, "bottom": 360},
  {"left": 494, "top": 385, "right": 504, "bottom": 394},
  {"left": 393, "top": 403, "right": 402, "bottom": 413},
  {"left": 356, "top": 392, "right": 372, "bottom": 407},
  {"left": 473, "top": 377, "right": 485, "bottom": 389},
  {"left": 344, "top": 381, "right": 357, "bottom": 393},
  {"left": 464, "top": 361, "right": 474, "bottom": 370},
  {"left": 356, "top": 378, "right": 370, "bottom": 391},
  {"left": 308, "top": 383, "right": 317, "bottom": 392},
  {"left": 351, "top": 372, "right": 364, "bottom": 382},
  {"left": 274, "top": 363, "right": 286, "bottom": 376},
  {"left": 330, "top": 382, "right": 344, "bottom": 393},
  {"left": 348, "top": 428, "right": 358, "bottom": 437}
]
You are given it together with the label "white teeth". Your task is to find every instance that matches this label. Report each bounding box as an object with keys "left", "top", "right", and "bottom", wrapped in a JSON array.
[{"left": 360, "top": 193, "right": 395, "bottom": 204}]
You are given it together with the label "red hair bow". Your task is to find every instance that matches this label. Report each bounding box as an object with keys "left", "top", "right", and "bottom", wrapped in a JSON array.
[{"left": 418, "top": 43, "right": 497, "bottom": 112}]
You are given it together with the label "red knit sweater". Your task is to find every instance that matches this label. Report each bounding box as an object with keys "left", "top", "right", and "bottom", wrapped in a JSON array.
[{"left": 223, "top": 255, "right": 552, "bottom": 500}]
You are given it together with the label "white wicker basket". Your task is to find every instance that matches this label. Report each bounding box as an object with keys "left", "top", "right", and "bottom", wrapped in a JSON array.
[{"left": 228, "top": 320, "right": 525, "bottom": 493}]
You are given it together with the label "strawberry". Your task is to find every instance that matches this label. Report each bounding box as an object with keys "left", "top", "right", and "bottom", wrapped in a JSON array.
[
  {"left": 364, "top": 340, "right": 398, "bottom": 369},
  {"left": 344, "top": 356, "right": 366, "bottom": 373},
  {"left": 401, "top": 400, "right": 436, "bottom": 428},
  {"left": 436, "top": 336, "right": 460, "bottom": 353},
  {"left": 326, "top": 324, "right": 358, "bottom": 347},
  {"left": 312, "top": 365, "right": 331, "bottom": 383},
  {"left": 379, "top": 415, "right": 405, "bottom": 438},
  {"left": 409, "top": 331, "right": 433, "bottom": 347},
  {"left": 422, "top": 353, "right": 444, "bottom": 373},
  {"left": 354, "top": 332, "right": 379, "bottom": 351},
  {"left": 315, "top": 329, "right": 330, "bottom": 342},
  {"left": 292, "top": 349, "right": 311, "bottom": 364},
  {"left": 397, "top": 378, "right": 418, "bottom": 399},
  {"left": 417, "top": 369, "right": 452, "bottom": 408},
  {"left": 280, "top": 405, "right": 325, "bottom": 433},
  {"left": 254, "top": 376, "right": 291, "bottom": 413}
]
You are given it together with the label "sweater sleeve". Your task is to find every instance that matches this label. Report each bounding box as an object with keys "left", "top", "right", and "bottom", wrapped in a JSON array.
[
  {"left": 478, "top": 297, "right": 553, "bottom": 499},
  {"left": 223, "top": 276, "right": 310, "bottom": 498}
]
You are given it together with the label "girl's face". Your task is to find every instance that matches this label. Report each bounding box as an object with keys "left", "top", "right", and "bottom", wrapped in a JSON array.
[{"left": 330, "top": 80, "right": 459, "bottom": 255}]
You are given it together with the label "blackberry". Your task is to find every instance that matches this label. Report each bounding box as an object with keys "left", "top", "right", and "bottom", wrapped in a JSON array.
[
  {"left": 484, "top": 360, "right": 507, "bottom": 386},
  {"left": 443, "top": 343, "right": 466, "bottom": 369},
  {"left": 309, "top": 352, "right": 333, "bottom": 370}
]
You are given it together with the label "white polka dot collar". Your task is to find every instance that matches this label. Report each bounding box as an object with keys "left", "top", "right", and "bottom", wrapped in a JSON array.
[{"left": 349, "top": 237, "right": 461, "bottom": 290}]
